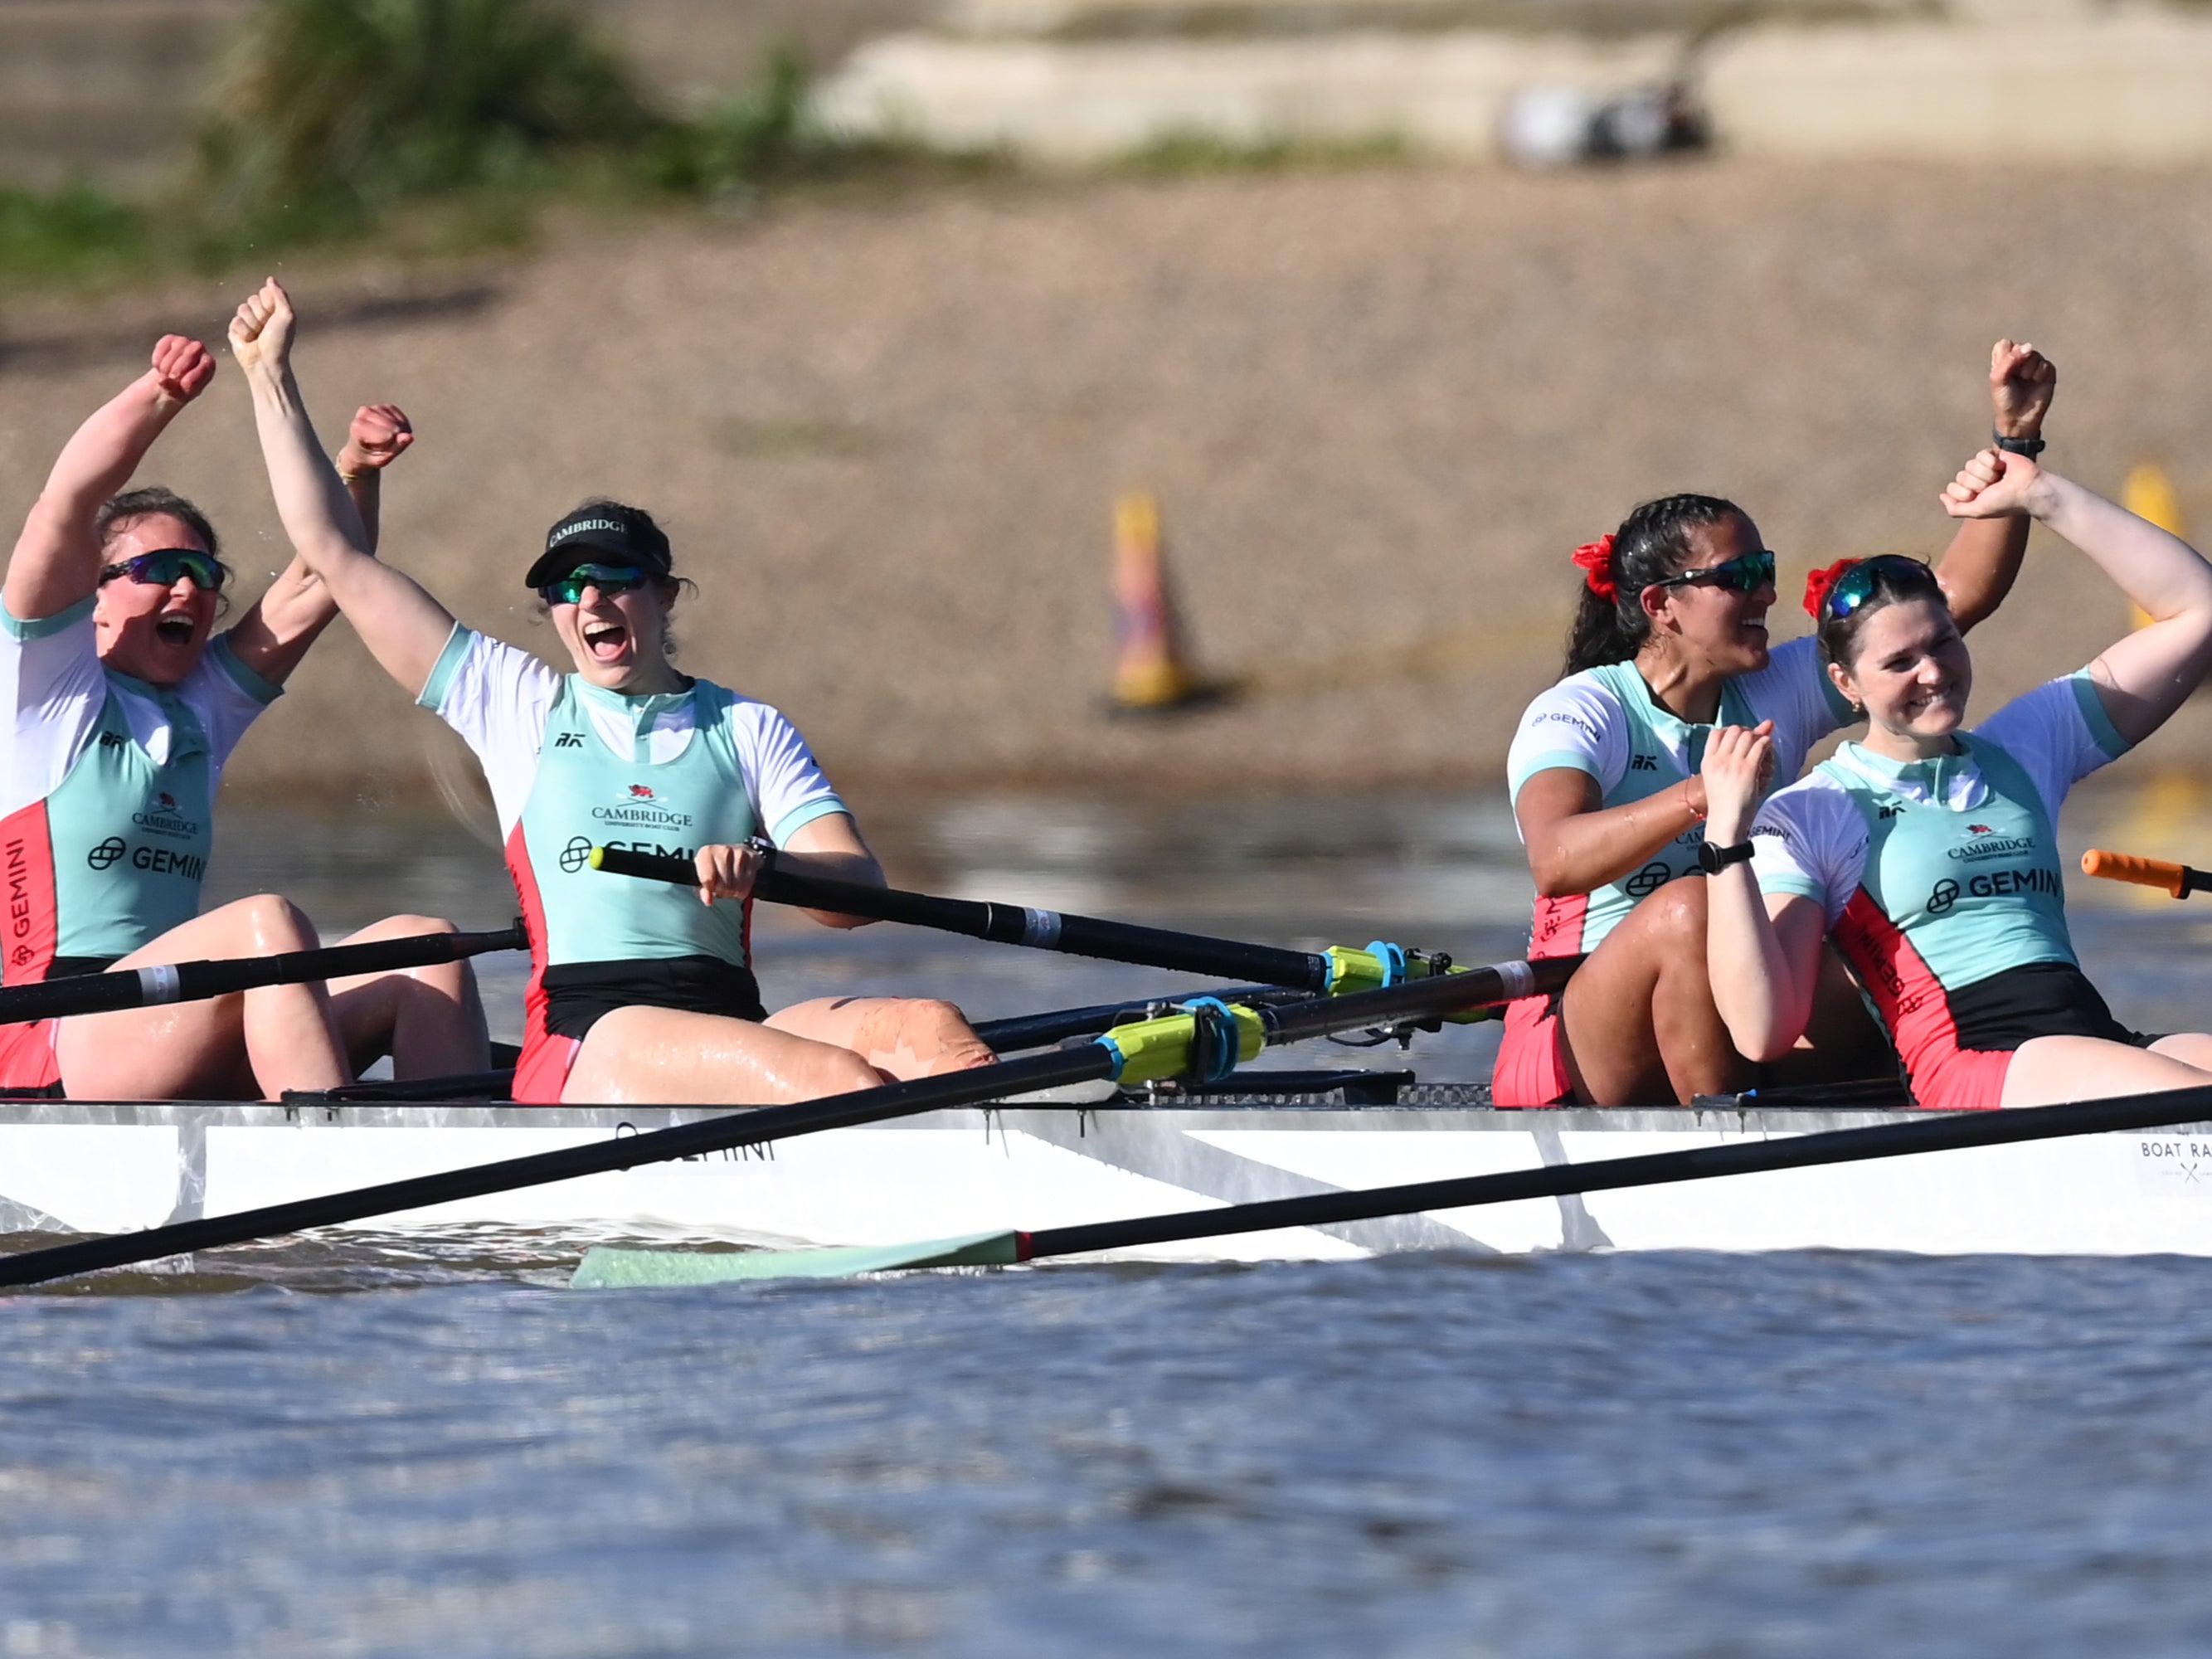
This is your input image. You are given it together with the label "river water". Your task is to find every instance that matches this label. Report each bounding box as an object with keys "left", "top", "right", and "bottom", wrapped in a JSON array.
[{"left": 7, "top": 781, "right": 2212, "bottom": 1655}]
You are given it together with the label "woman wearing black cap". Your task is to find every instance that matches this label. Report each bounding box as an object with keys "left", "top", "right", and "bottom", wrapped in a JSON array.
[{"left": 235, "top": 278, "right": 994, "bottom": 1104}]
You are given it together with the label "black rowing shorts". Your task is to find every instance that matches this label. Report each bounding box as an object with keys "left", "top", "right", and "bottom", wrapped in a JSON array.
[
  {"left": 541, "top": 955, "right": 767, "bottom": 1041},
  {"left": 1944, "top": 961, "right": 2161, "bottom": 1053}
]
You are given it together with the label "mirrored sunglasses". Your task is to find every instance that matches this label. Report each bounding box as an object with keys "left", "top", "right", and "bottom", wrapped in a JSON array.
[
  {"left": 1650, "top": 549, "right": 1777, "bottom": 596},
  {"left": 540, "top": 563, "right": 649, "bottom": 606},
  {"left": 97, "top": 549, "right": 225, "bottom": 591},
  {"left": 1821, "top": 555, "right": 1938, "bottom": 622}
]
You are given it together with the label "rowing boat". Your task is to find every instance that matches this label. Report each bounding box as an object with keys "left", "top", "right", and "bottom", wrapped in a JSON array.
[{"left": 7, "top": 1069, "right": 2210, "bottom": 1259}]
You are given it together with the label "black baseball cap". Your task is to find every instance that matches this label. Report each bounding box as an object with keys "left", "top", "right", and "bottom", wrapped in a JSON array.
[{"left": 524, "top": 503, "right": 674, "bottom": 590}]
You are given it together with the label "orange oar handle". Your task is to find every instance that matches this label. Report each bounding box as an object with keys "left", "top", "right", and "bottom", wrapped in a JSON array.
[{"left": 2080, "top": 849, "right": 2208, "bottom": 899}]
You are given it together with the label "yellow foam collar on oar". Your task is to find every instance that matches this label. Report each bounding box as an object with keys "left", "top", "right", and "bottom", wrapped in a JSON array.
[{"left": 571, "top": 1231, "right": 1023, "bottom": 1288}]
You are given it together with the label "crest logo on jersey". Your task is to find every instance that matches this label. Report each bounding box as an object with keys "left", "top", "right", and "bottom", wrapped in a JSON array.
[
  {"left": 591, "top": 781, "right": 693, "bottom": 831},
  {"left": 1967, "top": 823, "right": 1993, "bottom": 835},
  {"left": 130, "top": 788, "right": 199, "bottom": 839}
]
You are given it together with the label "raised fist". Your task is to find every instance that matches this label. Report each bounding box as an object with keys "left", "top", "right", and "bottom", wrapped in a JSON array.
[
  {"left": 149, "top": 335, "right": 216, "bottom": 405},
  {"left": 227, "top": 277, "right": 296, "bottom": 376},
  {"left": 1990, "top": 339, "right": 2056, "bottom": 440},
  {"left": 341, "top": 404, "right": 415, "bottom": 474},
  {"left": 1942, "top": 446, "right": 2043, "bottom": 520}
]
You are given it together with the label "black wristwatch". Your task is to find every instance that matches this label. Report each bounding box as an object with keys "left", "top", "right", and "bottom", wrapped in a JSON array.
[
  {"left": 1699, "top": 839, "right": 1755, "bottom": 875},
  {"left": 1993, "top": 428, "right": 2045, "bottom": 458}
]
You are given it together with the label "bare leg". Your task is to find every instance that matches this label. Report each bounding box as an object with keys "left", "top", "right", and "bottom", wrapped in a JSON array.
[
  {"left": 325, "top": 914, "right": 489, "bottom": 1079},
  {"left": 765, "top": 996, "right": 995, "bottom": 1081},
  {"left": 562, "top": 1005, "right": 888, "bottom": 1106},
  {"left": 1560, "top": 875, "right": 1749, "bottom": 1106},
  {"left": 2001, "top": 1034, "right": 2212, "bottom": 1107},
  {"left": 54, "top": 894, "right": 350, "bottom": 1101},
  {"left": 2149, "top": 1033, "right": 2212, "bottom": 1070}
]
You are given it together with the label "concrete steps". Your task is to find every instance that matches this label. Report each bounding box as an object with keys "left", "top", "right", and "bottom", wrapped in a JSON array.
[
  {"left": 0, "top": 0, "right": 249, "bottom": 187},
  {"left": 816, "top": 0, "right": 2212, "bottom": 163}
]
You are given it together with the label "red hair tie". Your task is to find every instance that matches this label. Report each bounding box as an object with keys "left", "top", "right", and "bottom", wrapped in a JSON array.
[
  {"left": 1573, "top": 534, "right": 1618, "bottom": 602},
  {"left": 1802, "top": 558, "right": 1860, "bottom": 620}
]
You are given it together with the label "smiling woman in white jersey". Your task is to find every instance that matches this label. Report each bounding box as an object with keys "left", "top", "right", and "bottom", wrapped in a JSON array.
[
  {"left": 0, "top": 334, "right": 487, "bottom": 1099},
  {"left": 1495, "top": 342, "right": 2054, "bottom": 1107},
  {"left": 1701, "top": 450, "right": 2212, "bottom": 1110},
  {"left": 235, "top": 279, "right": 994, "bottom": 1105}
]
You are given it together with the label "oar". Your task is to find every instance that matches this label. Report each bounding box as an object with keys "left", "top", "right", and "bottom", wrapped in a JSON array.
[
  {"left": 2082, "top": 849, "right": 2212, "bottom": 900},
  {"left": 574, "top": 1080, "right": 2212, "bottom": 1286},
  {"left": 0, "top": 924, "right": 527, "bottom": 1029},
  {"left": 0, "top": 952, "right": 1568, "bottom": 1289},
  {"left": 972, "top": 985, "right": 1310, "bottom": 1052},
  {"left": 589, "top": 844, "right": 1442, "bottom": 997}
]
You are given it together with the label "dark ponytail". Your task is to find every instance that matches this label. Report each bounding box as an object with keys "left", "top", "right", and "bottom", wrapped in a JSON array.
[{"left": 1560, "top": 493, "right": 1745, "bottom": 678}]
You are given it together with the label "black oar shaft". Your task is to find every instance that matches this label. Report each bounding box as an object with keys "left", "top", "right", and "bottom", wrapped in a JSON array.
[
  {"left": 1258, "top": 954, "right": 1576, "bottom": 1043},
  {"left": 0, "top": 1044, "right": 1119, "bottom": 1289},
  {"left": 591, "top": 846, "right": 1331, "bottom": 990},
  {"left": 0, "top": 926, "right": 527, "bottom": 1028},
  {"left": 1020, "top": 1082, "right": 2212, "bottom": 1261}
]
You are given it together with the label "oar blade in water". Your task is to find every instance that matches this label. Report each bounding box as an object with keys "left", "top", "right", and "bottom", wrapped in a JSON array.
[{"left": 570, "top": 1230, "right": 1024, "bottom": 1288}]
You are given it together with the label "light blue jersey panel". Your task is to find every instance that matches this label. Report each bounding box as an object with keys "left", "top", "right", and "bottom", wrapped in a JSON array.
[{"left": 513, "top": 679, "right": 840, "bottom": 967}]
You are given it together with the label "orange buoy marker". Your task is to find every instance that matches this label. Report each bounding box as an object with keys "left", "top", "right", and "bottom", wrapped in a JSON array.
[
  {"left": 1111, "top": 491, "right": 1212, "bottom": 713},
  {"left": 2123, "top": 464, "right": 2191, "bottom": 631}
]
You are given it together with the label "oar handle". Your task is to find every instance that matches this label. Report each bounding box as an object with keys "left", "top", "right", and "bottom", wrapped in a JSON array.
[
  {"left": 0, "top": 924, "right": 527, "bottom": 1029},
  {"left": 2080, "top": 849, "right": 2212, "bottom": 900},
  {"left": 589, "top": 844, "right": 1333, "bottom": 990}
]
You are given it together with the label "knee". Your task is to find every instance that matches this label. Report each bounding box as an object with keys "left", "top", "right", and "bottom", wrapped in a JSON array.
[
  {"left": 819, "top": 1049, "right": 889, "bottom": 1097},
  {"left": 903, "top": 998, "right": 973, "bottom": 1039},
  {"left": 239, "top": 893, "right": 319, "bottom": 952},
  {"left": 1648, "top": 875, "right": 1712, "bottom": 950}
]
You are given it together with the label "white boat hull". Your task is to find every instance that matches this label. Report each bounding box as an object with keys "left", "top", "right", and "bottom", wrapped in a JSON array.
[{"left": 5, "top": 1094, "right": 2212, "bottom": 1259}]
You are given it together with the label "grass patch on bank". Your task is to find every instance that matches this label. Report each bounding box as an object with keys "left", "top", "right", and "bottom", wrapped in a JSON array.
[
  {"left": 0, "top": 186, "right": 169, "bottom": 292},
  {"left": 0, "top": 0, "right": 913, "bottom": 297},
  {"left": 0, "top": 0, "right": 1417, "bottom": 299}
]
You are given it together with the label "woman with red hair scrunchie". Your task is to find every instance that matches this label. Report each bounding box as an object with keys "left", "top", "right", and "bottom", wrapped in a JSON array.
[{"left": 1495, "top": 341, "right": 2055, "bottom": 1107}]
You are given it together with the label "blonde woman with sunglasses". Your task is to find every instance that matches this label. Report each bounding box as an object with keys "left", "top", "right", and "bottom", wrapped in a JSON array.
[{"left": 0, "top": 334, "right": 487, "bottom": 1099}]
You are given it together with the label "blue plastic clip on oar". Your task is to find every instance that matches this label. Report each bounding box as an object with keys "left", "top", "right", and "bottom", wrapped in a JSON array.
[{"left": 0, "top": 951, "right": 1568, "bottom": 1289}]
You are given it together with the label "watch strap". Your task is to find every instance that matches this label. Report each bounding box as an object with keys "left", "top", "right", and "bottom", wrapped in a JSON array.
[
  {"left": 1699, "top": 839, "right": 1755, "bottom": 874},
  {"left": 1992, "top": 428, "right": 2045, "bottom": 458}
]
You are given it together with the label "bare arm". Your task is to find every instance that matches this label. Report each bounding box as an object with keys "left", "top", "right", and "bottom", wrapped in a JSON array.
[
  {"left": 1515, "top": 766, "right": 1706, "bottom": 899},
  {"left": 1943, "top": 454, "right": 2212, "bottom": 747},
  {"left": 1699, "top": 722, "right": 1828, "bottom": 1061},
  {"left": 1934, "top": 340, "right": 2056, "bottom": 634},
  {"left": 694, "top": 814, "right": 888, "bottom": 930},
  {"left": 4, "top": 336, "right": 216, "bottom": 621},
  {"left": 232, "top": 279, "right": 457, "bottom": 698},
  {"left": 226, "top": 402, "right": 418, "bottom": 687}
]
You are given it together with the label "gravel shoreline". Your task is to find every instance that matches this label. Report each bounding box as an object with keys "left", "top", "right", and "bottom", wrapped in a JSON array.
[{"left": 4, "top": 157, "right": 2211, "bottom": 811}]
